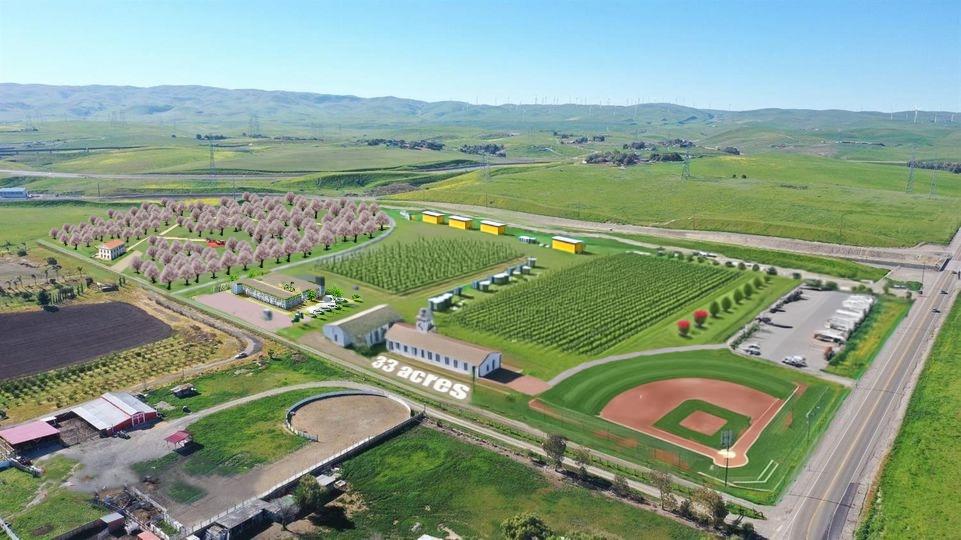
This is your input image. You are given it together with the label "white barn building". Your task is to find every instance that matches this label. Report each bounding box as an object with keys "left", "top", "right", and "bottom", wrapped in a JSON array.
[
  {"left": 323, "top": 304, "right": 402, "bottom": 349},
  {"left": 385, "top": 310, "right": 502, "bottom": 377}
]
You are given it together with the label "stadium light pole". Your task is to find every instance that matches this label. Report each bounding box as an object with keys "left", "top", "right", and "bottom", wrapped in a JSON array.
[{"left": 721, "top": 429, "right": 734, "bottom": 487}]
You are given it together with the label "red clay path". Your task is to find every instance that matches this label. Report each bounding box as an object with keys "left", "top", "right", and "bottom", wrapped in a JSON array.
[{"left": 600, "top": 378, "right": 792, "bottom": 467}]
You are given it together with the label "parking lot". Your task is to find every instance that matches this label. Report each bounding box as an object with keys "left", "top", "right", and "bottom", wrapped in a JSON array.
[{"left": 740, "top": 289, "right": 851, "bottom": 373}]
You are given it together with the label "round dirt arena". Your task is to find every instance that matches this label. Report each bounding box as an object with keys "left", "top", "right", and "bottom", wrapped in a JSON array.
[{"left": 289, "top": 392, "right": 411, "bottom": 443}]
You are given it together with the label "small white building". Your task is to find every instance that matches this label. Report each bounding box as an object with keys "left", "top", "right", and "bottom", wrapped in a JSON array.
[
  {"left": 385, "top": 310, "right": 502, "bottom": 377},
  {"left": 323, "top": 304, "right": 402, "bottom": 349},
  {"left": 97, "top": 239, "right": 126, "bottom": 260}
]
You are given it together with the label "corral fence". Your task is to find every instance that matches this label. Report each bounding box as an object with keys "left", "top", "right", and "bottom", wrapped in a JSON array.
[
  {"left": 284, "top": 389, "right": 413, "bottom": 441},
  {"left": 186, "top": 408, "right": 422, "bottom": 536},
  {"left": 0, "top": 516, "right": 19, "bottom": 540},
  {"left": 127, "top": 486, "right": 184, "bottom": 540}
]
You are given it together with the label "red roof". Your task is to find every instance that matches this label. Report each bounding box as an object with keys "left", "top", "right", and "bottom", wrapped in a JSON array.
[
  {"left": 138, "top": 531, "right": 162, "bottom": 540},
  {"left": 0, "top": 420, "right": 59, "bottom": 446},
  {"left": 102, "top": 239, "right": 125, "bottom": 249},
  {"left": 164, "top": 430, "right": 191, "bottom": 444}
]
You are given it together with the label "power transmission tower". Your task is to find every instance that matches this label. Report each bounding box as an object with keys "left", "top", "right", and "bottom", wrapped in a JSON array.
[
  {"left": 681, "top": 152, "right": 692, "bottom": 180},
  {"left": 209, "top": 140, "right": 216, "bottom": 176},
  {"left": 247, "top": 114, "right": 261, "bottom": 137},
  {"left": 929, "top": 172, "right": 937, "bottom": 197},
  {"left": 905, "top": 150, "right": 916, "bottom": 193}
]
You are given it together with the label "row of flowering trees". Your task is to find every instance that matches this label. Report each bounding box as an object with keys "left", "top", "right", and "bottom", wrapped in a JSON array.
[{"left": 50, "top": 193, "right": 389, "bottom": 289}]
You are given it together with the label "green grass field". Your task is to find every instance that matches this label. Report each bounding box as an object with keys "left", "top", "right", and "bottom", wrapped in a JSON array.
[
  {"left": 144, "top": 352, "right": 347, "bottom": 420},
  {"left": 474, "top": 349, "right": 847, "bottom": 504},
  {"left": 857, "top": 294, "right": 961, "bottom": 539},
  {"left": 393, "top": 153, "right": 961, "bottom": 247},
  {"left": 613, "top": 232, "right": 889, "bottom": 282},
  {"left": 338, "top": 426, "right": 704, "bottom": 539},
  {"left": 137, "top": 388, "right": 327, "bottom": 478},
  {"left": 0, "top": 200, "right": 131, "bottom": 247},
  {"left": 0, "top": 457, "right": 103, "bottom": 540},
  {"left": 824, "top": 297, "right": 912, "bottom": 378},
  {"left": 653, "top": 400, "right": 752, "bottom": 449}
]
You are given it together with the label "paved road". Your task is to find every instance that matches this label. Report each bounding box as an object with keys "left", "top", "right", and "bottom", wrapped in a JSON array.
[
  {"left": 390, "top": 201, "right": 950, "bottom": 268},
  {"left": 766, "top": 228, "right": 961, "bottom": 539},
  {"left": 0, "top": 168, "right": 297, "bottom": 180}
]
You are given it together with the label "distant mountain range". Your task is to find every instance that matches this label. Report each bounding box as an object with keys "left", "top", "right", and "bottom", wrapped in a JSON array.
[{"left": 0, "top": 83, "right": 957, "bottom": 133}]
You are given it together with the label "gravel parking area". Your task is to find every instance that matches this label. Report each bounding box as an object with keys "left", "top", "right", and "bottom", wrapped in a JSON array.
[
  {"left": 740, "top": 289, "right": 850, "bottom": 373},
  {"left": 196, "top": 291, "right": 292, "bottom": 331}
]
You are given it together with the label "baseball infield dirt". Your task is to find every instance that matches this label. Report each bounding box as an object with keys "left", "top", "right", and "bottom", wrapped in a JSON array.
[{"left": 600, "top": 377, "right": 792, "bottom": 467}]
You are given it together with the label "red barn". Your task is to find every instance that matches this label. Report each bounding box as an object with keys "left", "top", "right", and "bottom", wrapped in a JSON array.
[
  {"left": 70, "top": 392, "right": 158, "bottom": 435},
  {"left": 0, "top": 420, "right": 60, "bottom": 451}
]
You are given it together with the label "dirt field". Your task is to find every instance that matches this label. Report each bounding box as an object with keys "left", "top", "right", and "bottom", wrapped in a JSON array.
[
  {"left": 600, "top": 378, "right": 791, "bottom": 467},
  {"left": 157, "top": 392, "right": 410, "bottom": 528},
  {"left": 290, "top": 394, "right": 411, "bottom": 441},
  {"left": 679, "top": 410, "right": 728, "bottom": 436},
  {"left": 0, "top": 301, "right": 172, "bottom": 380}
]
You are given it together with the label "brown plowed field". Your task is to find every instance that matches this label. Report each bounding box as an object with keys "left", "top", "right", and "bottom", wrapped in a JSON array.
[{"left": 0, "top": 302, "right": 172, "bottom": 380}]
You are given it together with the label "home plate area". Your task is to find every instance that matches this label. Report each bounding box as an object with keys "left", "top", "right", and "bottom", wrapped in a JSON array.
[{"left": 599, "top": 378, "right": 794, "bottom": 467}]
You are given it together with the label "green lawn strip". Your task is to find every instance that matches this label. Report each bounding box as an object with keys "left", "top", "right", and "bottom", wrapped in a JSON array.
[
  {"left": 338, "top": 426, "right": 704, "bottom": 539},
  {"left": 653, "top": 400, "right": 752, "bottom": 449},
  {"left": 473, "top": 349, "right": 847, "bottom": 504},
  {"left": 824, "top": 297, "right": 912, "bottom": 379},
  {"left": 611, "top": 232, "right": 888, "bottom": 282},
  {"left": 144, "top": 353, "right": 348, "bottom": 420},
  {"left": 857, "top": 294, "right": 961, "bottom": 539},
  {"left": 0, "top": 457, "right": 103, "bottom": 540}
]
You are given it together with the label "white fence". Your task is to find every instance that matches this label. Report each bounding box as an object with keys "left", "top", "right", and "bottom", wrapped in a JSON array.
[{"left": 0, "top": 516, "right": 19, "bottom": 540}]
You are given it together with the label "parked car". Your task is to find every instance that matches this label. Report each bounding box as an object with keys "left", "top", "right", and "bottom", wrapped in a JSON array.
[
  {"left": 782, "top": 355, "right": 807, "bottom": 368},
  {"left": 233, "top": 352, "right": 248, "bottom": 359},
  {"left": 744, "top": 343, "right": 761, "bottom": 356}
]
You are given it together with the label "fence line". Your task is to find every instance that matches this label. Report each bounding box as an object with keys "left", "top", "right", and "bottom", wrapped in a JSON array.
[{"left": 0, "top": 516, "right": 18, "bottom": 540}]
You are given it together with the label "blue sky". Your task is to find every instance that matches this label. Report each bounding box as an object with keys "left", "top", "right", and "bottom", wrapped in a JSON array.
[{"left": 1, "top": 0, "right": 958, "bottom": 111}]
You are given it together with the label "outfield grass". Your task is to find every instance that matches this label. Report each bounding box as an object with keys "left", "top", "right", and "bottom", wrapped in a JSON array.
[
  {"left": 613, "top": 232, "right": 889, "bottom": 282},
  {"left": 0, "top": 457, "right": 103, "bottom": 540},
  {"left": 857, "top": 294, "right": 961, "bottom": 539},
  {"left": 393, "top": 153, "right": 961, "bottom": 247},
  {"left": 474, "top": 349, "right": 847, "bottom": 504},
  {"left": 338, "top": 426, "right": 704, "bottom": 539},
  {"left": 824, "top": 297, "right": 912, "bottom": 379},
  {"left": 653, "top": 400, "right": 753, "bottom": 449}
]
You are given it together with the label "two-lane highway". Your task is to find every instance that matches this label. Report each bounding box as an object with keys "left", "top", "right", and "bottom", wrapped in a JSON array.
[{"left": 769, "top": 230, "right": 961, "bottom": 539}]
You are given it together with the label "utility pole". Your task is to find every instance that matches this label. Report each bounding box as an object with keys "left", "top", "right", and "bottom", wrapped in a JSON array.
[
  {"left": 721, "top": 429, "right": 734, "bottom": 487},
  {"left": 209, "top": 140, "right": 215, "bottom": 177}
]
